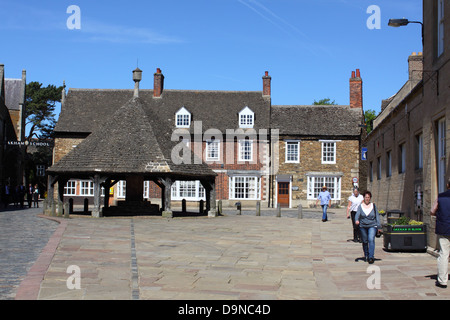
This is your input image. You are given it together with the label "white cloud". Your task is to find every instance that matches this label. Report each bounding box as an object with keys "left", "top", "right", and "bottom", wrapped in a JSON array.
[
  {"left": 237, "top": 0, "right": 308, "bottom": 39},
  {"left": 0, "top": 2, "right": 182, "bottom": 45},
  {"left": 78, "top": 20, "right": 184, "bottom": 44}
]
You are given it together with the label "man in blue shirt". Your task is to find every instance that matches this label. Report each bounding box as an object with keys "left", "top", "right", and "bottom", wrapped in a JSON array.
[
  {"left": 316, "top": 186, "right": 331, "bottom": 222},
  {"left": 430, "top": 178, "right": 450, "bottom": 289}
]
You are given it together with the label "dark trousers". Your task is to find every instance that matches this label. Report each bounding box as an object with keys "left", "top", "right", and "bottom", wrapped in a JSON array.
[
  {"left": 27, "top": 194, "right": 32, "bottom": 208},
  {"left": 350, "top": 211, "right": 361, "bottom": 241}
]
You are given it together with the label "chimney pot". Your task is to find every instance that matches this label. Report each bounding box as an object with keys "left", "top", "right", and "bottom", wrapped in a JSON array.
[{"left": 356, "top": 69, "right": 360, "bottom": 78}]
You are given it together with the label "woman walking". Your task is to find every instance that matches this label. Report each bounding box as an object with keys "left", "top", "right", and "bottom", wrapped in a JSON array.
[{"left": 355, "top": 191, "right": 382, "bottom": 264}]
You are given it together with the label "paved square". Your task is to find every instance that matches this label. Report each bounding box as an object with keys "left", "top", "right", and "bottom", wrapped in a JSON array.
[{"left": 31, "top": 208, "right": 450, "bottom": 300}]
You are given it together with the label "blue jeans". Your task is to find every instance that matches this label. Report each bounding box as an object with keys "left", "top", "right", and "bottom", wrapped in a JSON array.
[
  {"left": 360, "top": 226, "right": 377, "bottom": 259},
  {"left": 321, "top": 205, "right": 328, "bottom": 220}
]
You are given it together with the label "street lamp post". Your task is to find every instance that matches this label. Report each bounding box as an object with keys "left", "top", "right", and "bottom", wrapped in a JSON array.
[{"left": 388, "top": 18, "right": 423, "bottom": 45}]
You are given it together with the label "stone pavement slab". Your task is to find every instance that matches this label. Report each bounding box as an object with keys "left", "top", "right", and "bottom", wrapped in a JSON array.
[{"left": 22, "top": 207, "right": 450, "bottom": 300}]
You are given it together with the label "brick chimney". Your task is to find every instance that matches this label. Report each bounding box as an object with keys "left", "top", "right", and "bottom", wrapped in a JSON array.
[
  {"left": 153, "top": 68, "right": 164, "bottom": 98},
  {"left": 408, "top": 52, "right": 423, "bottom": 81},
  {"left": 349, "top": 69, "right": 363, "bottom": 109},
  {"left": 263, "top": 71, "right": 271, "bottom": 97}
]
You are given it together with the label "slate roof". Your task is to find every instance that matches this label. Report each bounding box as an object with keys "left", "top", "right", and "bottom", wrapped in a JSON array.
[
  {"left": 51, "top": 80, "right": 363, "bottom": 176},
  {"left": 4, "top": 79, "right": 24, "bottom": 110},
  {"left": 55, "top": 89, "right": 270, "bottom": 134},
  {"left": 49, "top": 96, "right": 215, "bottom": 177},
  {"left": 270, "top": 105, "right": 363, "bottom": 137}
]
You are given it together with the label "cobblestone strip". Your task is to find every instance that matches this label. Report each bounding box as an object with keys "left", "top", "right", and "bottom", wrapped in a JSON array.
[
  {"left": 130, "top": 219, "right": 139, "bottom": 300},
  {"left": 15, "top": 216, "right": 67, "bottom": 300}
]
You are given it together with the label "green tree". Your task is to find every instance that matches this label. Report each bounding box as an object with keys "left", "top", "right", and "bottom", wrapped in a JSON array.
[
  {"left": 313, "top": 98, "right": 337, "bottom": 105},
  {"left": 364, "top": 109, "right": 378, "bottom": 133},
  {"left": 25, "top": 81, "right": 63, "bottom": 140}
]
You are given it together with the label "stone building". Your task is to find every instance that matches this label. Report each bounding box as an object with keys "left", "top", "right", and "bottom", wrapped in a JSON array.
[
  {"left": 50, "top": 68, "right": 271, "bottom": 215},
  {"left": 270, "top": 70, "right": 365, "bottom": 208},
  {"left": 51, "top": 65, "right": 366, "bottom": 215},
  {"left": 365, "top": 52, "right": 424, "bottom": 218},
  {"left": 365, "top": 0, "right": 449, "bottom": 248}
]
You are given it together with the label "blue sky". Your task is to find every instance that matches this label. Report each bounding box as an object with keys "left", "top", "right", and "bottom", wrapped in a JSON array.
[{"left": 1, "top": 0, "right": 422, "bottom": 122}]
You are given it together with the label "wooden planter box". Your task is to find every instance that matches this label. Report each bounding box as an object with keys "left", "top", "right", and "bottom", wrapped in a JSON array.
[{"left": 383, "top": 224, "right": 427, "bottom": 252}]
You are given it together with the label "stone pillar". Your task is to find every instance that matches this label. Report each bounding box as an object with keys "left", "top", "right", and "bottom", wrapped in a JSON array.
[
  {"left": 256, "top": 201, "right": 261, "bottom": 216},
  {"left": 160, "top": 177, "right": 173, "bottom": 215},
  {"left": 92, "top": 174, "right": 102, "bottom": 218},
  {"left": 202, "top": 178, "right": 217, "bottom": 217},
  {"left": 64, "top": 202, "right": 70, "bottom": 219},
  {"left": 218, "top": 200, "right": 222, "bottom": 216},
  {"left": 47, "top": 175, "right": 57, "bottom": 203},
  {"left": 57, "top": 201, "right": 63, "bottom": 217},
  {"left": 298, "top": 204, "right": 303, "bottom": 219},
  {"left": 51, "top": 200, "right": 56, "bottom": 217}
]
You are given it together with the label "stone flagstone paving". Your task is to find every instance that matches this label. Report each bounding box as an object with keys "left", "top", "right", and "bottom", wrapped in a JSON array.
[{"left": 31, "top": 208, "right": 450, "bottom": 300}]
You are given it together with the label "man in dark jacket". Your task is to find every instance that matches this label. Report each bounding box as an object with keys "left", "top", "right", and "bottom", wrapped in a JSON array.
[
  {"left": 27, "top": 184, "right": 33, "bottom": 208},
  {"left": 430, "top": 178, "right": 450, "bottom": 289}
]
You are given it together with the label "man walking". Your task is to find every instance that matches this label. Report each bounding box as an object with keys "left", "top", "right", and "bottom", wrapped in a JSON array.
[
  {"left": 430, "top": 178, "right": 450, "bottom": 289},
  {"left": 316, "top": 186, "right": 331, "bottom": 222}
]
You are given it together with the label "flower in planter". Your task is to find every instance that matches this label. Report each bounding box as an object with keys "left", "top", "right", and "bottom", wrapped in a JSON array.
[{"left": 391, "top": 216, "right": 424, "bottom": 225}]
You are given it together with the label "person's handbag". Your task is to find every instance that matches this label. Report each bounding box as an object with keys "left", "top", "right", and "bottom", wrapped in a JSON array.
[{"left": 374, "top": 203, "right": 382, "bottom": 238}]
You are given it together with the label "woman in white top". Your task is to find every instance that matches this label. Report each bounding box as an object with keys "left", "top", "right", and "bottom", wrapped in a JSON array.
[
  {"left": 355, "top": 191, "right": 382, "bottom": 264},
  {"left": 347, "top": 187, "right": 364, "bottom": 242}
]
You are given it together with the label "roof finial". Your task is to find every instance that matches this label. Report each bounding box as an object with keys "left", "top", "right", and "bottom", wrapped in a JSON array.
[{"left": 133, "top": 68, "right": 142, "bottom": 98}]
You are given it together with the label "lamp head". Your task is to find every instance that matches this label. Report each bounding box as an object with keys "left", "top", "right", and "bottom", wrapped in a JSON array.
[{"left": 388, "top": 18, "right": 409, "bottom": 27}]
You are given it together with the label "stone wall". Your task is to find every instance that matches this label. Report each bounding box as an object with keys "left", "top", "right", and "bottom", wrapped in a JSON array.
[
  {"left": 53, "top": 137, "right": 85, "bottom": 163},
  {"left": 275, "top": 138, "right": 360, "bottom": 207},
  {"left": 365, "top": 87, "right": 423, "bottom": 219}
]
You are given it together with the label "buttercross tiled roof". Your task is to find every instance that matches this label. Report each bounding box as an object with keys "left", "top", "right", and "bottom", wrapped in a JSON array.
[
  {"left": 270, "top": 105, "right": 363, "bottom": 137},
  {"left": 49, "top": 96, "right": 215, "bottom": 177}
]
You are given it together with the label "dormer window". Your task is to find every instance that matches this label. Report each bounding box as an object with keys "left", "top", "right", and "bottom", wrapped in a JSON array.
[
  {"left": 175, "top": 107, "right": 191, "bottom": 128},
  {"left": 239, "top": 106, "right": 254, "bottom": 128}
]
